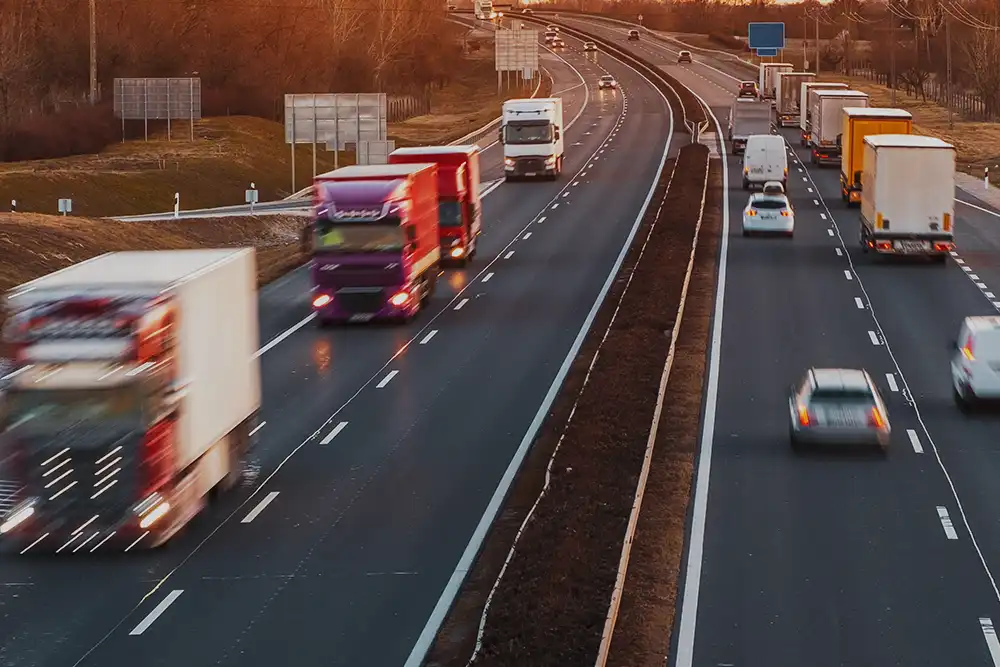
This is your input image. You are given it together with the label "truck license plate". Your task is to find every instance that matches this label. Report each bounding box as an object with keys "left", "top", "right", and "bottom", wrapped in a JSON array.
[
  {"left": 524, "top": 172, "right": 536, "bottom": 177},
  {"left": 898, "top": 240, "right": 927, "bottom": 253}
]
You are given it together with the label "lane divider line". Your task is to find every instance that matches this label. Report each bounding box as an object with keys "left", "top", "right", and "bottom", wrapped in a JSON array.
[
  {"left": 129, "top": 590, "right": 184, "bottom": 636},
  {"left": 937, "top": 506, "right": 959, "bottom": 540},
  {"left": 376, "top": 371, "right": 398, "bottom": 388},
  {"left": 320, "top": 421, "right": 348, "bottom": 445},
  {"left": 241, "top": 492, "right": 279, "bottom": 524}
]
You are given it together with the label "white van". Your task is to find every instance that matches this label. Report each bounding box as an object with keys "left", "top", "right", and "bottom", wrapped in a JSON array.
[
  {"left": 951, "top": 316, "right": 1000, "bottom": 410},
  {"left": 742, "top": 134, "right": 788, "bottom": 190}
]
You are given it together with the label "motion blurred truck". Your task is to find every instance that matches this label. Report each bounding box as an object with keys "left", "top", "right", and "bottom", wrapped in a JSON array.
[
  {"left": 303, "top": 164, "right": 441, "bottom": 324},
  {"left": 773, "top": 71, "right": 815, "bottom": 127},
  {"left": 500, "top": 97, "right": 565, "bottom": 180},
  {"left": 809, "top": 89, "right": 869, "bottom": 166},
  {"left": 839, "top": 107, "right": 912, "bottom": 206},
  {"left": 860, "top": 134, "right": 955, "bottom": 260},
  {"left": 0, "top": 249, "right": 261, "bottom": 553},
  {"left": 799, "top": 82, "right": 848, "bottom": 145},
  {"left": 389, "top": 145, "right": 482, "bottom": 266}
]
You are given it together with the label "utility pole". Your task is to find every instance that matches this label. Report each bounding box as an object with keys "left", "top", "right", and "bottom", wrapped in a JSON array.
[
  {"left": 89, "top": 0, "right": 97, "bottom": 104},
  {"left": 844, "top": 0, "right": 852, "bottom": 75},
  {"left": 890, "top": 11, "right": 896, "bottom": 105},
  {"left": 815, "top": 13, "right": 820, "bottom": 74},
  {"left": 946, "top": 14, "right": 953, "bottom": 128},
  {"left": 803, "top": 14, "right": 808, "bottom": 69}
]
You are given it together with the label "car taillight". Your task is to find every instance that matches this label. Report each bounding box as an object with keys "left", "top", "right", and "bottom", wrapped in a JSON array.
[
  {"left": 780, "top": 209, "right": 790, "bottom": 217},
  {"left": 746, "top": 209, "right": 757, "bottom": 216},
  {"left": 798, "top": 404, "right": 813, "bottom": 426},
  {"left": 962, "top": 337, "right": 975, "bottom": 361},
  {"left": 868, "top": 406, "right": 885, "bottom": 428},
  {"left": 876, "top": 241, "right": 892, "bottom": 251},
  {"left": 140, "top": 419, "right": 174, "bottom": 497},
  {"left": 933, "top": 242, "right": 953, "bottom": 252}
]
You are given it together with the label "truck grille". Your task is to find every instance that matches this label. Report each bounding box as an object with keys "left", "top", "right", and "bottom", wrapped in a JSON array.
[
  {"left": 516, "top": 157, "right": 547, "bottom": 173},
  {"left": 336, "top": 289, "right": 386, "bottom": 314}
]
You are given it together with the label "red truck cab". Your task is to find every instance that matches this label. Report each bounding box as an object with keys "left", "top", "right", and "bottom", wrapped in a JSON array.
[{"left": 389, "top": 145, "right": 482, "bottom": 267}]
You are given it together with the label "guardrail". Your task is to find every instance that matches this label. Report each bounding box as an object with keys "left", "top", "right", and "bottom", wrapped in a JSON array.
[{"left": 519, "top": 13, "right": 707, "bottom": 132}]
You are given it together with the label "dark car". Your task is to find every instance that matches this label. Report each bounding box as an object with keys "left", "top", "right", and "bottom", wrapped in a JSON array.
[
  {"left": 738, "top": 81, "right": 759, "bottom": 98},
  {"left": 628, "top": 29, "right": 640, "bottom": 41},
  {"left": 677, "top": 50, "right": 693, "bottom": 64}
]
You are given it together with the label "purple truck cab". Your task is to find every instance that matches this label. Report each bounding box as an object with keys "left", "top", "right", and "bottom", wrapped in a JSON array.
[{"left": 303, "top": 165, "right": 441, "bottom": 325}]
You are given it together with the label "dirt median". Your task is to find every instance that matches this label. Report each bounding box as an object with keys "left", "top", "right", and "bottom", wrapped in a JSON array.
[{"left": 422, "top": 142, "right": 714, "bottom": 666}]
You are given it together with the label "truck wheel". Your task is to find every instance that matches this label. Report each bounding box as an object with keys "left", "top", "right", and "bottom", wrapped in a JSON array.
[
  {"left": 742, "top": 178, "right": 749, "bottom": 190},
  {"left": 931, "top": 253, "right": 948, "bottom": 264}
]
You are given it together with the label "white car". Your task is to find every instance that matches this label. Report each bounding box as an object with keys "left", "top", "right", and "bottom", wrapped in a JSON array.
[
  {"left": 742, "top": 191, "right": 794, "bottom": 236},
  {"left": 598, "top": 75, "right": 617, "bottom": 89},
  {"left": 583, "top": 41, "right": 598, "bottom": 51},
  {"left": 951, "top": 315, "right": 1000, "bottom": 410}
]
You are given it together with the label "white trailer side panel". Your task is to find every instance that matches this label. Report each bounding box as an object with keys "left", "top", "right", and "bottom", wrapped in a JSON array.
[
  {"left": 814, "top": 93, "right": 869, "bottom": 145},
  {"left": 868, "top": 144, "right": 955, "bottom": 236},
  {"left": 174, "top": 248, "right": 261, "bottom": 473}
]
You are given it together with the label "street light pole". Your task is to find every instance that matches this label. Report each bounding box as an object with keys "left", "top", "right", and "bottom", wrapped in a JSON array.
[
  {"left": 946, "top": 14, "right": 953, "bottom": 129},
  {"left": 89, "top": 0, "right": 97, "bottom": 104}
]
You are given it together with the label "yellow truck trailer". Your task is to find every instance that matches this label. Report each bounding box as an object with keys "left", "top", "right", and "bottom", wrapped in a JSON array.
[{"left": 839, "top": 107, "right": 912, "bottom": 207}]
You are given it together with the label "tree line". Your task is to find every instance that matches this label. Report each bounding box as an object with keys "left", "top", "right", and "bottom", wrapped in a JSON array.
[{"left": 0, "top": 0, "right": 463, "bottom": 161}]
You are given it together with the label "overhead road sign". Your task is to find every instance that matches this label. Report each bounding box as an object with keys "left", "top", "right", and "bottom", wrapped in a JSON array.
[
  {"left": 755, "top": 47, "right": 779, "bottom": 57},
  {"left": 748, "top": 22, "right": 785, "bottom": 50}
]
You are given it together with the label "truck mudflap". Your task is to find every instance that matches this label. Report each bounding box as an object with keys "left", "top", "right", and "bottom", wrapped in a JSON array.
[
  {"left": 860, "top": 225, "right": 954, "bottom": 258},
  {"left": 840, "top": 175, "right": 863, "bottom": 207},
  {"left": 810, "top": 145, "right": 840, "bottom": 166},
  {"left": 777, "top": 114, "right": 797, "bottom": 127}
]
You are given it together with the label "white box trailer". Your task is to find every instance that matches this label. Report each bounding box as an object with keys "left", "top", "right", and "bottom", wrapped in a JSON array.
[
  {"left": 859, "top": 134, "right": 955, "bottom": 259},
  {"left": 759, "top": 63, "right": 793, "bottom": 100},
  {"left": 799, "top": 82, "right": 848, "bottom": 144},
  {"left": 809, "top": 89, "right": 869, "bottom": 166},
  {"left": 774, "top": 72, "right": 815, "bottom": 127},
  {"left": 0, "top": 248, "right": 261, "bottom": 552}
]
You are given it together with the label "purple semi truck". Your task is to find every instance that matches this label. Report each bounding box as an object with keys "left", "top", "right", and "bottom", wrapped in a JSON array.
[{"left": 301, "top": 164, "right": 442, "bottom": 325}]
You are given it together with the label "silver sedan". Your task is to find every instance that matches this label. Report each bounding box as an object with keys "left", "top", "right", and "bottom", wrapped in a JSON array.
[{"left": 788, "top": 368, "right": 891, "bottom": 452}]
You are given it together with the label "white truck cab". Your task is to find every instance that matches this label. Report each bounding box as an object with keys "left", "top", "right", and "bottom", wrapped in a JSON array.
[
  {"left": 952, "top": 316, "right": 1000, "bottom": 410},
  {"left": 499, "top": 97, "right": 565, "bottom": 180}
]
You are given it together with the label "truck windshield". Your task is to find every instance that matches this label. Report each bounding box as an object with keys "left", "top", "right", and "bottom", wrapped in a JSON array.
[
  {"left": 439, "top": 201, "right": 463, "bottom": 227},
  {"left": 2, "top": 387, "right": 142, "bottom": 433},
  {"left": 314, "top": 218, "right": 406, "bottom": 252},
  {"left": 505, "top": 121, "right": 553, "bottom": 144}
]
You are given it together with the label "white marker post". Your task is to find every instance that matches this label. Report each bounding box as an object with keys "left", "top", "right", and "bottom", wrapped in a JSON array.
[
  {"left": 57, "top": 198, "right": 72, "bottom": 216},
  {"left": 10, "top": 199, "right": 16, "bottom": 212},
  {"left": 245, "top": 182, "right": 259, "bottom": 214},
  {"left": 173, "top": 192, "right": 180, "bottom": 218}
]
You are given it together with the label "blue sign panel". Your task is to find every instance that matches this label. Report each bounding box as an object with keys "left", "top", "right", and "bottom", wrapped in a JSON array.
[
  {"left": 748, "top": 22, "right": 785, "bottom": 50},
  {"left": 755, "top": 47, "right": 779, "bottom": 57}
]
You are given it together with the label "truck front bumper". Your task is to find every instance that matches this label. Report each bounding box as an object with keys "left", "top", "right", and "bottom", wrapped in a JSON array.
[
  {"left": 311, "top": 285, "right": 419, "bottom": 323},
  {"left": 504, "top": 156, "right": 557, "bottom": 178}
]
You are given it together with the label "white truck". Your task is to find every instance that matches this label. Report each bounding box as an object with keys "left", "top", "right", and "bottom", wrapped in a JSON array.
[
  {"left": 759, "top": 63, "right": 793, "bottom": 100},
  {"left": 499, "top": 97, "right": 565, "bottom": 180},
  {"left": 728, "top": 98, "right": 772, "bottom": 155},
  {"left": 774, "top": 71, "right": 815, "bottom": 127},
  {"left": 809, "top": 89, "right": 869, "bottom": 166},
  {"left": 0, "top": 249, "right": 261, "bottom": 553},
  {"left": 799, "top": 82, "right": 847, "bottom": 145},
  {"left": 474, "top": 0, "right": 495, "bottom": 20},
  {"left": 859, "top": 134, "right": 955, "bottom": 260}
]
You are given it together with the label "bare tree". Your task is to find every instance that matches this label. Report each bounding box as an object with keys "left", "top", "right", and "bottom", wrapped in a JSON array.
[{"left": 963, "top": 27, "right": 1000, "bottom": 114}]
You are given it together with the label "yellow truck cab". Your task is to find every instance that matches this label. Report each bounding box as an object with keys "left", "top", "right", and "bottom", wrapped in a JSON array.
[{"left": 839, "top": 107, "right": 912, "bottom": 207}]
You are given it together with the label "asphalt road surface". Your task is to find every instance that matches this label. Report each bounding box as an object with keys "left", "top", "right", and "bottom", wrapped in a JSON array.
[
  {"left": 0, "top": 31, "right": 674, "bottom": 667},
  {"left": 568, "top": 14, "right": 1000, "bottom": 667}
]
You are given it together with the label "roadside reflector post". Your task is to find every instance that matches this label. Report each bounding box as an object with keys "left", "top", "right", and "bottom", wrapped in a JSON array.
[
  {"left": 245, "top": 183, "right": 259, "bottom": 213},
  {"left": 173, "top": 192, "right": 180, "bottom": 218},
  {"left": 58, "top": 198, "right": 72, "bottom": 216}
]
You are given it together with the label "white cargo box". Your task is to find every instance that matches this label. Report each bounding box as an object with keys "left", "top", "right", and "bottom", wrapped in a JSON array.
[
  {"left": 811, "top": 90, "right": 869, "bottom": 146},
  {"left": 7, "top": 249, "right": 262, "bottom": 473},
  {"left": 861, "top": 134, "right": 955, "bottom": 237},
  {"left": 800, "top": 82, "right": 848, "bottom": 130}
]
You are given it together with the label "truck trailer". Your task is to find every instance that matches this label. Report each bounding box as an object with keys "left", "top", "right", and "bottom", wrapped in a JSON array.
[
  {"left": 839, "top": 107, "right": 912, "bottom": 206},
  {"left": 859, "top": 134, "right": 955, "bottom": 260},
  {"left": 389, "top": 145, "right": 482, "bottom": 266},
  {"left": 799, "top": 82, "right": 848, "bottom": 145},
  {"left": 500, "top": 97, "right": 565, "bottom": 180},
  {"left": 809, "top": 89, "right": 869, "bottom": 166},
  {"left": 0, "top": 249, "right": 262, "bottom": 553},
  {"left": 759, "top": 63, "right": 793, "bottom": 100},
  {"left": 305, "top": 163, "right": 441, "bottom": 324},
  {"left": 728, "top": 98, "right": 772, "bottom": 155},
  {"left": 773, "top": 71, "right": 815, "bottom": 127}
]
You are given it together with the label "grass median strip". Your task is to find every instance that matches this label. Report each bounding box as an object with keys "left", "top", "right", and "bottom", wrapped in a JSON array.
[{"left": 422, "top": 143, "right": 714, "bottom": 666}]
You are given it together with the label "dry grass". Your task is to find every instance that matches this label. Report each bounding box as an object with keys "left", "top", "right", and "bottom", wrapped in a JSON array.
[{"left": 0, "top": 55, "right": 502, "bottom": 218}]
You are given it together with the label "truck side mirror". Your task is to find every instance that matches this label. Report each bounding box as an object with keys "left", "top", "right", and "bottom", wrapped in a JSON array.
[
  {"left": 554, "top": 127, "right": 561, "bottom": 140},
  {"left": 497, "top": 127, "right": 504, "bottom": 144}
]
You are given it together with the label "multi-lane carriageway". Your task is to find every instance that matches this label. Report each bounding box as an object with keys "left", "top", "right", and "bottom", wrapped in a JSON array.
[
  {"left": 0, "top": 29, "right": 678, "bottom": 667},
  {"left": 560, "top": 14, "right": 1000, "bottom": 667}
]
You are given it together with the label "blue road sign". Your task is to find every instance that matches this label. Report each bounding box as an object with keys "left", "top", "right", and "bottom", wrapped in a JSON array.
[
  {"left": 748, "top": 22, "right": 785, "bottom": 50},
  {"left": 755, "top": 47, "right": 779, "bottom": 57}
]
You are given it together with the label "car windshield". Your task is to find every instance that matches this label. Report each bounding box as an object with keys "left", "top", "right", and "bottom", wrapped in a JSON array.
[
  {"left": 601, "top": 76, "right": 613, "bottom": 81},
  {"left": 314, "top": 218, "right": 406, "bottom": 252},
  {"left": 751, "top": 198, "right": 787, "bottom": 210}
]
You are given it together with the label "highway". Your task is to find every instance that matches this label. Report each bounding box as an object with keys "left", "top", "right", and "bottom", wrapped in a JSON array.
[
  {"left": 562, "top": 14, "right": 1000, "bottom": 666},
  {"left": 0, "top": 29, "right": 673, "bottom": 667}
]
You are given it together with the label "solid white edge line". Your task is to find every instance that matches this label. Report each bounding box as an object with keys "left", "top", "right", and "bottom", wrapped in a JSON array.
[
  {"left": 958, "top": 198, "right": 1000, "bottom": 218},
  {"left": 240, "top": 491, "right": 279, "bottom": 524},
  {"left": 673, "top": 85, "right": 729, "bottom": 667},
  {"left": 794, "top": 137, "right": 1000, "bottom": 607},
  {"left": 128, "top": 590, "right": 184, "bottom": 635},
  {"left": 402, "top": 44, "right": 675, "bottom": 667}
]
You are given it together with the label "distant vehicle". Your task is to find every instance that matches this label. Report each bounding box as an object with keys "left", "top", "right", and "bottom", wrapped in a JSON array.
[
  {"left": 547, "top": 24, "right": 559, "bottom": 31},
  {"left": 742, "top": 191, "right": 794, "bottom": 237},
  {"left": 728, "top": 98, "right": 771, "bottom": 155},
  {"left": 583, "top": 41, "right": 597, "bottom": 51},
  {"left": 544, "top": 30, "right": 557, "bottom": 43},
  {"left": 952, "top": 316, "right": 1000, "bottom": 410},
  {"left": 742, "top": 134, "right": 788, "bottom": 190},
  {"left": 500, "top": 97, "right": 565, "bottom": 180},
  {"left": 304, "top": 164, "right": 442, "bottom": 324},
  {"left": 598, "top": 74, "right": 617, "bottom": 89},
  {"left": 737, "top": 81, "right": 758, "bottom": 98},
  {"left": 809, "top": 89, "right": 869, "bottom": 165},
  {"left": 447, "top": 4, "right": 457, "bottom": 10},
  {"left": 628, "top": 29, "right": 640, "bottom": 40},
  {"left": 773, "top": 71, "right": 815, "bottom": 127},
  {"left": 474, "top": 0, "right": 495, "bottom": 20},
  {"left": 677, "top": 50, "right": 693, "bottom": 63},
  {"left": 839, "top": 107, "right": 913, "bottom": 206},
  {"left": 859, "top": 134, "right": 955, "bottom": 259},
  {"left": 789, "top": 368, "right": 890, "bottom": 453},
  {"left": 552, "top": 37, "right": 565, "bottom": 48},
  {"left": 799, "top": 82, "right": 848, "bottom": 145},
  {"left": 0, "top": 249, "right": 262, "bottom": 551},
  {"left": 522, "top": 7, "right": 532, "bottom": 12},
  {"left": 758, "top": 62, "right": 792, "bottom": 100}
]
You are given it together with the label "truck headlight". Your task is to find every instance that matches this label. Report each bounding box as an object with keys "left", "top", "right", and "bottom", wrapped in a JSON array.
[
  {"left": 545, "top": 156, "right": 556, "bottom": 166},
  {"left": 505, "top": 158, "right": 515, "bottom": 167}
]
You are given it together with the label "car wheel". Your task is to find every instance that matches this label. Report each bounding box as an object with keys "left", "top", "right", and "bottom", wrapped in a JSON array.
[
  {"left": 954, "top": 387, "right": 973, "bottom": 412},
  {"left": 742, "top": 179, "right": 749, "bottom": 190},
  {"left": 790, "top": 432, "right": 802, "bottom": 452}
]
